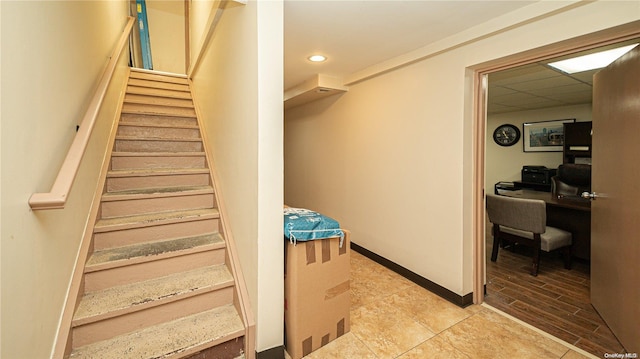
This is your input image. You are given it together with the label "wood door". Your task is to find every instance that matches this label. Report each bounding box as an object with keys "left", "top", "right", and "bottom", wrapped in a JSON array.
[{"left": 591, "top": 45, "right": 640, "bottom": 352}]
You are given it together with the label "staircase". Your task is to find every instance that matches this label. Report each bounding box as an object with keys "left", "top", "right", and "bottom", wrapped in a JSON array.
[{"left": 68, "top": 68, "right": 251, "bottom": 359}]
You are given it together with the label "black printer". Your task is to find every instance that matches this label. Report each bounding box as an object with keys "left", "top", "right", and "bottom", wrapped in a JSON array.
[{"left": 521, "top": 166, "right": 556, "bottom": 185}]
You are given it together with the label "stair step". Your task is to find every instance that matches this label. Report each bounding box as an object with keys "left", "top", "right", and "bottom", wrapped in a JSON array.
[
  {"left": 122, "top": 103, "right": 197, "bottom": 118},
  {"left": 128, "top": 78, "right": 190, "bottom": 92},
  {"left": 93, "top": 216, "right": 220, "bottom": 252},
  {"left": 69, "top": 305, "right": 244, "bottom": 359},
  {"left": 94, "top": 208, "right": 220, "bottom": 233},
  {"left": 106, "top": 168, "right": 210, "bottom": 192},
  {"left": 124, "top": 93, "right": 194, "bottom": 108},
  {"left": 110, "top": 151, "right": 207, "bottom": 170},
  {"left": 119, "top": 121, "right": 199, "bottom": 130},
  {"left": 127, "top": 85, "right": 192, "bottom": 99},
  {"left": 100, "top": 186, "right": 215, "bottom": 218},
  {"left": 129, "top": 69, "right": 189, "bottom": 85},
  {"left": 102, "top": 184, "right": 213, "bottom": 199},
  {"left": 120, "top": 113, "right": 197, "bottom": 127},
  {"left": 115, "top": 136, "right": 203, "bottom": 152},
  {"left": 74, "top": 264, "right": 232, "bottom": 326},
  {"left": 83, "top": 249, "right": 226, "bottom": 293},
  {"left": 86, "top": 233, "right": 225, "bottom": 272},
  {"left": 117, "top": 123, "right": 201, "bottom": 140}
]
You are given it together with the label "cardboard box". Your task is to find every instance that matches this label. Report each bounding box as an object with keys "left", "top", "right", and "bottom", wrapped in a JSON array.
[{"left": 284, "top": 231, "right": 350, "bottom": 359}]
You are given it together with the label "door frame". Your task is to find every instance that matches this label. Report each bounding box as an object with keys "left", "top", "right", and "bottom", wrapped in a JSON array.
[{"left": 472, "top": 21, "right": 640, "bottom": 304}]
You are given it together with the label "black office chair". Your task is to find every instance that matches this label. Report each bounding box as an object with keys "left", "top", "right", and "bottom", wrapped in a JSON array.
[
  {"left": 486, "top": 194, "right": 572, "bottom": 276},
  {"left": 551, "top": 164, "right": 591, "bottom": 197}
]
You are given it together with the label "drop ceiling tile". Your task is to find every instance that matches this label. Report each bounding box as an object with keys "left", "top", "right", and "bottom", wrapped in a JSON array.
[
  {"left": 489, "top": 64, "right": 560, "bottom": 86},
  {"left": 527, "top": 83, "right": 592, "bottom": 97},
  {"left": 505, "top": 75, "right": 582, "bottom": 92}
]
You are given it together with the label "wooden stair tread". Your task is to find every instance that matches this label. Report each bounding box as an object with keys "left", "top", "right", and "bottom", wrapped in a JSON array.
[
  {"left": 127, "top": 85, "right": 192, "bottom": 99},
  {"left": 116, "top": 135, "right": 203, "bottom": 142},
  {"left": 129, "top": 69, "right": 189, "bottom": 83},
  {"left": 111, "top": 151, "right": 206, "bottom": 157},
  {"left": 118, "top": 121, "right": 199, "bottom": 129},
  {"left": 94, "top": 208, "right": 219, "bottom": 232},
  {"left": 107, "top": 167, "right": 209, "bottom": 177},
  {"left": 124, "top": 94, "right": 194, "bottom": 109},
  {"left": 119, "top": 113, "right": 197, "bottom": 124},
  {"left": 121, "top": 104, "right": 196, "bottom": 117},
  {"left": 127, "top": 78, "right": 190, "bottom": 92},
  {"left": 70, "top": 305, "right": 244, "bottom": 359},
  {"left": 102, "top": 185, "right": 213, "bottom": 200},
  {"left": 85, "top": 233, "right": 224, "bottom": 271},
  {"left": 74, "top": 264, "right": 232, "bottom": 325}
]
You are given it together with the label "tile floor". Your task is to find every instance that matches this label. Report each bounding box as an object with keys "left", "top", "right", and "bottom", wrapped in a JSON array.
[{"left": 288, "top": 250, "right": 599, "bottom": 359}]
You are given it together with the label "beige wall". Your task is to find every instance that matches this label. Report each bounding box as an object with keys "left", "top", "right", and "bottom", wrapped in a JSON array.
[
  {"left": 486, "top": 104, "right": 593, "bottom": 191},
  {"left": 0, "top": 1, "right": 129, "bottom": 358},
  {"left": 190, "top": 0, "right": 284, "bottom": 353},
  {"left": 147, "top": 0, "right": 186, "bottom": 74},
  {"left": 284, "top": 1, "right": 639, "bottom": 297},
  {"left": 189, "top": 0, "right": 216, "bottom": 71}
]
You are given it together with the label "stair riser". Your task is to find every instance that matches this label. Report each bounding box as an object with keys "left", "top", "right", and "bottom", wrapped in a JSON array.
[
  {"left": 128, "top": 78, "right": 190, "bottom": 92},
  {"left": 125, "top": 93, "right": 194, "bottom": 108},
  {"left": 72, "top": 287, "right": 234, "bottom": 348},
  {"left": 101, "top": 193, "right": 215, "bottom": 218},
  {"left": 115, "top": 139, "right": 203, "bottom": 152},
  {"left": 110, "top": 155, "right": 206, "bottom": 170},
  {"left": 93, "top": 218, "right": 220, "bottom": 251},
  {"left": 106, "top": 173, "right": 210, "bottom": 192},
  {"left": 129, "top": 72, "right": 189, "bottom": 85},
  {"left": 120, "top": 113, "right": 197, "bottom": 127},
  {"left": 84, "top": 250, "right": 226, "bottom": 292},
  {"left": 127, "top": 85, "right": 192, "bottom": 99},
  {"left": 117, "top": 125, "right": 201, "bottom": 139},
  {"left": 122, "top": 103, "right": 196, "bottom": 117}
]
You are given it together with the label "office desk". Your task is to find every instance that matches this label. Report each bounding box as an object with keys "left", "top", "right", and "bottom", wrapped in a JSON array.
[{"left": 499, "top": 189, "right": 591, "bottom": 260}]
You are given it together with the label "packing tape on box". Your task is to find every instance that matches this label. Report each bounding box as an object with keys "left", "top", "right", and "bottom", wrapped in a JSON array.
[
  {"left": 301, "top": 318, "right": 346, "bottom": 357},
  {"left": 325, "top": 280, "right": 350, "bottom": 300}
]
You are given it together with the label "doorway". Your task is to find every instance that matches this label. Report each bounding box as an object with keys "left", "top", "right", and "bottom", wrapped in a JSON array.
[{"left": 472, "top": 22, "right": 640, "bottom": 356}]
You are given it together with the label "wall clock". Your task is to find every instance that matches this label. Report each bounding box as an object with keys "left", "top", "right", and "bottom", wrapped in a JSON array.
[{"left": 493, "top": 124, "right": 521, "bottom": 147}]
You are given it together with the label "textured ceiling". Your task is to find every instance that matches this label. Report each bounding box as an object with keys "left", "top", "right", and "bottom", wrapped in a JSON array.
[{"left": 487, "top": 63, "right": 596, "bottom": 115}]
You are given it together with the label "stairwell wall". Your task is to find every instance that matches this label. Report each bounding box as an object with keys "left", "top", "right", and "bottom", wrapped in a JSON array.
[
  {"left": 0, "top": 1, "right": 129, "bottom": 358},
  {"left": 284, "top": 1, "right": 639, "bottom": 298},
  {"left": 189, "top": 0, "right": 284, "bottom": 354}
]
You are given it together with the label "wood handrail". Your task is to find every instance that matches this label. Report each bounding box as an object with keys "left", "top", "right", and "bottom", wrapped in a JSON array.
[{"left": 29, "top": 16, "right": 135, "bottom": 210}]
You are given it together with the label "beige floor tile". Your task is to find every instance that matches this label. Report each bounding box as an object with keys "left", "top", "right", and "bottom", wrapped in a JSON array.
[
  {"left": 350, "top": 299, "right": 435, "bottom": 359},
  {"left": 388, "top": 284, "right": 471, "bottom": 333},
  {"left": 561, "top": 350, "right": 595, "bottom": 359},
  {"left": 303, "top": 332, "right": 377, "bottom": 359},
  {"left": 438, "top": 310, "right": 569, "bottom": 359},
  {"left": 463, "top": 303, "right": 484, "bottom": 315},
  {"left": 350, "top": 253, "right": 413, "bottom": 309},
  {"left": 397, "top": 334, "right": 471, "bottom": 359}
]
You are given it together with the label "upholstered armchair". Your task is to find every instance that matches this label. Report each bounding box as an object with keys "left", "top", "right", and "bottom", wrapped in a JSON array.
[{"left": 486, "top": 194, "right": 572, "bottom": 276}]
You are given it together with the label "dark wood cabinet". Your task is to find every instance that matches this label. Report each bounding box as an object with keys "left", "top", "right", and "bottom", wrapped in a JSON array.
[{"left": 563, "top": 121, "right": 592, "bottom": 164}]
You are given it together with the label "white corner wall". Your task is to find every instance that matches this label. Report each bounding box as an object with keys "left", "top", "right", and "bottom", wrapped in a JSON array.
[
  {"left": 190, "top": 0, "right": 284, "bottom": 353},
  {"left": 0, "top": 1, "right": 129, "bottom": 358},
  {"left": 284, "top": 1, "right": 639, "bottom": 298},
  {"left": 147, "top": 0, "right": 186, "bottom": 74}
]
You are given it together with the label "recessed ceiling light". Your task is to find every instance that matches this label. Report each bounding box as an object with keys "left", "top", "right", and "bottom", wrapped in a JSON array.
[
  {"left": 548, "top": 44, "right": 638, "bottom": 74},
  {"left": 308, "top": 55, "right": 327, "bottom": 62}
]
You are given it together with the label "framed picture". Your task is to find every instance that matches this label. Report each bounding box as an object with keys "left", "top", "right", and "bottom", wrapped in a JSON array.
[{"left": 523, "top": 119, "right": 575, "bottom": 152}]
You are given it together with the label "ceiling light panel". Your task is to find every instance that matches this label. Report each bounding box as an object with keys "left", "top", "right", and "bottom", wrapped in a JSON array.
[{"left": 548, "top": 44, "right": 638, "bottom": 74}]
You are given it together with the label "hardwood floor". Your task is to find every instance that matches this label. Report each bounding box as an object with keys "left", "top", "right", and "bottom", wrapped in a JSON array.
[{"left": 484, "top": 236, "right": 625, "bottom": 358}]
